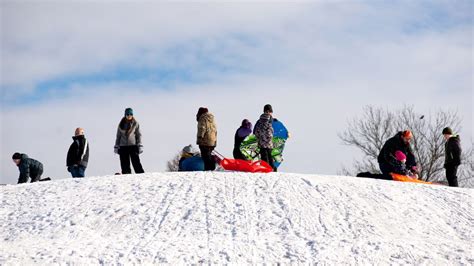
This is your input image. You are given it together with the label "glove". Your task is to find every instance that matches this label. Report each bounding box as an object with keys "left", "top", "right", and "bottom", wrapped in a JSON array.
[
  {"left": 411, "top": 166, "right": 419, "bottom": 173},
  {"left": 114, "top": 146, "right": 119, "bottom": 154},
  {"left": 138, "top": 145, "right": 143, "bottom": 154}
]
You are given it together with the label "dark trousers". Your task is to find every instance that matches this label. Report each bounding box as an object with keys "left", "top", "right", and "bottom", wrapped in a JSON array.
[
  {"left": 260, "top": 147, "right": 275, "bottom": 172},
  {"left": 199, "top": 145, "right": 216, "bottom": 171},
  {"left": 378, "top": 162, "right": 394, "bottom": 180},
  {"left": 119, "top": 146, "right": 144, "bottom": 174},
  {"left": 70, "top": 165, "right": 86, "bottom": 178},
  {"left": 445, "top": 165, "right": 459, "bottom": 187},
  {"left": 30, "top": 168, "right": 43, "bottom": 183},
  {"left": 233, "top": 148, "right": 246, "bottom": 160}
]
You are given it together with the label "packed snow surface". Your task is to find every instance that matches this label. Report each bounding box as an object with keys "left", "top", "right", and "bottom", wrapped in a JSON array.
[{"left": 1, "top": 172, "right": 473, "bottom": 264}]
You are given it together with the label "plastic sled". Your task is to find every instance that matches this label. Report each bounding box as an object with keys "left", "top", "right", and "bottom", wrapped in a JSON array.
[
  {"left": 220, "top": 158, "right": 273, "bottom": 173},
  {"left": 390, "top": 173, "right": 433, "bottom": 185}
]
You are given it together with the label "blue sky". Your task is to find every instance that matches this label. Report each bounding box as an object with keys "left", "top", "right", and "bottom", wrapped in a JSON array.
[{"left": 1, "top": 1, "right": 472, "bottom": 184}]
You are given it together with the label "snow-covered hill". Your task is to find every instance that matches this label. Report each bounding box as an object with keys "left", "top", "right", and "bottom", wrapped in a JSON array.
[{"left": 0, "top": 172, "right": 472, "bottom": 264}]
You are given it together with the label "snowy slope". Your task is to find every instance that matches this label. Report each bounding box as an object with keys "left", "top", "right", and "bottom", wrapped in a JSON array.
[{"left": 0, "top": 172, "right": 472, "bottom": 264}]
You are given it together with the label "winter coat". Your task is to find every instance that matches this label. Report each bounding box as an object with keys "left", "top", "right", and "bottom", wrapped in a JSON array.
[
  {"left": 115, "top": 117, "right": 142, "bottom": 147},
  {"left": 392, "top": 160, "right": 411, "bottom": 176},
  {"left": 444, "top": 135, "right": 462, "bottom": 167},
  {"left": 377, "top": 132, "right": 416, "bottom": 168},
  {"left": 197, "top": 112, "right": 217, "bottom": 147},
  {"left": 253, "top": 113, "right": 274, "bottom": 149},
  {"left": 16, "top": 154, "right": 43, "bottom": 184},
  {"left": 233, "top": 126, "right": 252, "bottom": 158},
  {"left": 67, "top": 135, "right": 89, "bottom": 168}
]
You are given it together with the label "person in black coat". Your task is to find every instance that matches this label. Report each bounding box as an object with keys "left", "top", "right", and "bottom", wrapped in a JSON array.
[
  {"left": 66, "top": 127, "right": 90, "bottom": 178},
  {"left": 442, "top": 127, "right": 462, "bottom": 187},
  {"left": 233, "top": 119, "right": 252, "bottom": 160},
  {"left": 12, "top": 153, "right": 44, "bottom": 184},
  {"left": 377, "top": 130, "right": 417, "bottom": 178}
]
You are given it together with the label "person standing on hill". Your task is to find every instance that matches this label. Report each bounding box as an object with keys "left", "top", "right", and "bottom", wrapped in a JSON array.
[
  {"left": 12, "top": 152, "right": 44, "bottom": 184},
  {"left": 377, "top": 130, "right": 418, "bottom": 178},
  {"left": 114, "top": 108, "right": 145, "bottom": 174},
  {"left": 233, "top": 119, "right": 252, "bottom": 160},
  {"left": 442, "top": 127, "right": 462, "bottom": 187},
  {"left": 196, "top": 107, "right": 217, "bottom": 171},
  {"left": 254, "top": 104, "right": 275, "bottom": 171},
  {"left": 66, "top": 127, "right": 89, "bottom": 178}
]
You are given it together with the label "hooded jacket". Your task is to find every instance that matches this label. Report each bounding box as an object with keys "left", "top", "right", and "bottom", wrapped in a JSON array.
[
  {"left": 445, "top": 135, "right": 462, "bottom": 167},
  {"left": 115, "top": 117, "right": 142, "bottom": 147},
  {"left": 16, "top": 154, "right": 43, "bottom": 184},
  {"left": 253, "top": 113, "right": 274, "bottom": 149},
  {"left": 197, "top": 112, "right": 217, "bottom": 147},
  {"left": 67, "top": 135, "right": 89, "bottom": 168}
]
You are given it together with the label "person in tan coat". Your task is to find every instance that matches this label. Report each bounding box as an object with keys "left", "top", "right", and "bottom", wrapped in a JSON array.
[{"left": 196, "top": 107, "right": 217, "bottom": 170}]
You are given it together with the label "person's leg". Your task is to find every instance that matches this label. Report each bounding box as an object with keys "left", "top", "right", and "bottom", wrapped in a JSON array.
[
  {"left": 199, "top": 146, "right": 215, "bottom": 171},
  {"left": 446, "top": 165, "right": 459, "bottom": 187},
  {"left": 378, "top": 162, "right": 394, "bottom": 180},
  {"left": 119, "top": 146, "right": 132, "bottom": 174},
  {"left": 30, "top": 168, "right": 43, "bottom": 182},
  {"left": 260, "top": 148, "right": 275, "bottom": 171},
  {"left": 130, "top": 146, "right": 145, "bottom": 174}
]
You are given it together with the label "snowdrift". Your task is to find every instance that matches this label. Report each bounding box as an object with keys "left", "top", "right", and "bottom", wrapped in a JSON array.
[{"left": 0, "top": 172, "right": 472, "bottom": 264}]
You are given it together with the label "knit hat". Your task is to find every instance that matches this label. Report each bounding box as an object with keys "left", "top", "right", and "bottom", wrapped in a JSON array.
[
  {"left": 263, "top": 104, "right": 273, "bottom": 113},
  {"left": 241, "top": 119, "right": 252, "bottom": 129},
  {"left": 442, "top": 127, "right": 453, "bottom": 135},
  {"left": 196, "top": 107, "right": 208, "bottom": 121},
  {"left": 401, "top": 130, "right": 412, "bottom": 139},
  {"left": 124, "top": 108, "right": 133, "bottom": 116},
  {"left": 182, "top": 144, "right": 193, "bottom": 154},
  {"left": 394, "top": 151, "right": 406, "bottom": 161},
  {"left": 12, "top": 152, "right": 21, "bottom": 160}
]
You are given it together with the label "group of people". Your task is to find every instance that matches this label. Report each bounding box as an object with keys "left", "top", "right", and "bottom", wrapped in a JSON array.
[
  {"left": 11, "top": 104, "right": 462, "bottom": 187},
  {"left": 375, "top": 128, "right": 462, "bottom": 187},
  {"left": 178, "top": 104, "right": 278, "bottom": 172}
]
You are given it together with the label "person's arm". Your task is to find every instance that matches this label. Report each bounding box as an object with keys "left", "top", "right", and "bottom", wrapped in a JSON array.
[
  {"left": 17, "top": 161, "right": 29, "bottom": 184},
  {"left": 451, "top": 140, "right": 462, "bottom": 165},
  {"left": 197, "top": 120, "right": 206, "bottom": 144}
]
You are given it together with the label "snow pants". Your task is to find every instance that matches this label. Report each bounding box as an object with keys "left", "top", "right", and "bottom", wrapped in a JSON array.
[{"left": 119, "top": 145, "right": 144, "bottom": 174}]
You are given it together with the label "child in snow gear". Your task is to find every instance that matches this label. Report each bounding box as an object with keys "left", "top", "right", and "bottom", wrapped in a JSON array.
[
  {"left": 114, "top": 108, "right": 145, "bottom": 174},
  {"left": 196, "top": 107, "right": 217, "bottom": 171},
  {"left": 66, "top": 127, "right": 89, "bottom": 178},
  {"left": 378, "top": 130, "right": 417, "bottom": 179},
  {"left": 253, "top": 104, "right": 275, "bottom": 171},
  {"left": 178, "top": 145, "right": 205, "bottom": 171},
  {"left": 12, "top": 152, "right": 44, "bottom": 184},
  {"left": 442, "top": 127, "right": 462, "bottom": 187},
  {"left": 233, "top": 119, "right": 252, "bottom": 160},
  {"left": 392, "top": 151, "right": 417, "bottom": 179}
]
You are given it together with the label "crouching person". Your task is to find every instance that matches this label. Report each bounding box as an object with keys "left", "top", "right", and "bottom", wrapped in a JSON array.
[
  {"left": 67, "top": 127, "right": 89, "bottom": 178},
  {"left": 179, "top": 145, "right": 205, "bottom": 171},
  {"left": 12, "top": 152, "right": 44, "bottom": 184}
]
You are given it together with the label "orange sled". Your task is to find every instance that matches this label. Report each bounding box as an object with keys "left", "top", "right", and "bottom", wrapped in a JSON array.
[
  {"left": 390, "top": 173, "right": 433, "bottom": 185},
  {"left": 220, "top": 158, "right": 273, "bottom": 173}
]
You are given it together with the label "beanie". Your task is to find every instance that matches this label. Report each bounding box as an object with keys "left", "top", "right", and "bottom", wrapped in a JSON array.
[
  {"left": 442, "top": 127, "right": 453, "bottom": 135},
  {"left": 182, "top": 144, "right": 193, "bottom": 154},
  {"left": 401, "top": 130, "right": 412, "bottom": 139},
  {"left": 241, "top": 119, "right": 252, "bottom": 129},
  {"left": 395, "top": 151, "right": 406, "bottom": 161},
  {"left": 124, "top": 108, "right": 133, "bottom": 116},
  {"left": 263, "top": 104, "right": 273, "bottom": 113},
  {"left": 12, "top": 152, "right": 22, "bottom": 160}
]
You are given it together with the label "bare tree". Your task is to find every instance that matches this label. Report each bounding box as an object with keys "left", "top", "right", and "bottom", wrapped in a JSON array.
[
  {"left": 166, "top": 152, "right": 182, "bottom": 172},
  {"left": 339, "top": 105, "right": 472, "bottom": 186}
]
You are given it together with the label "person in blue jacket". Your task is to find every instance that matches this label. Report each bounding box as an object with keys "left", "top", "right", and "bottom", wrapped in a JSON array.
[{"left": 179, "top": 145, "right": 205, "bottom": 171}]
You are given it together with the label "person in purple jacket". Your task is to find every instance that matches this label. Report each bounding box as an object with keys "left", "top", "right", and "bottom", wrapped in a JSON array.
[{"left": 233, "top": 119, "right": 252, "bottom": 160}]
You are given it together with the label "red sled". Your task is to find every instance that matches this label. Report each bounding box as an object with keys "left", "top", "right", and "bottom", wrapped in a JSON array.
[{"left": 220, "top": 158, "right": 273, "bottom": 173}]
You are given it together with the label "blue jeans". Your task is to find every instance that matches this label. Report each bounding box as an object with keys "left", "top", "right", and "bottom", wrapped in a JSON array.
[{"left": 69, "top": 165, "right": 86, "bottom": 178}]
